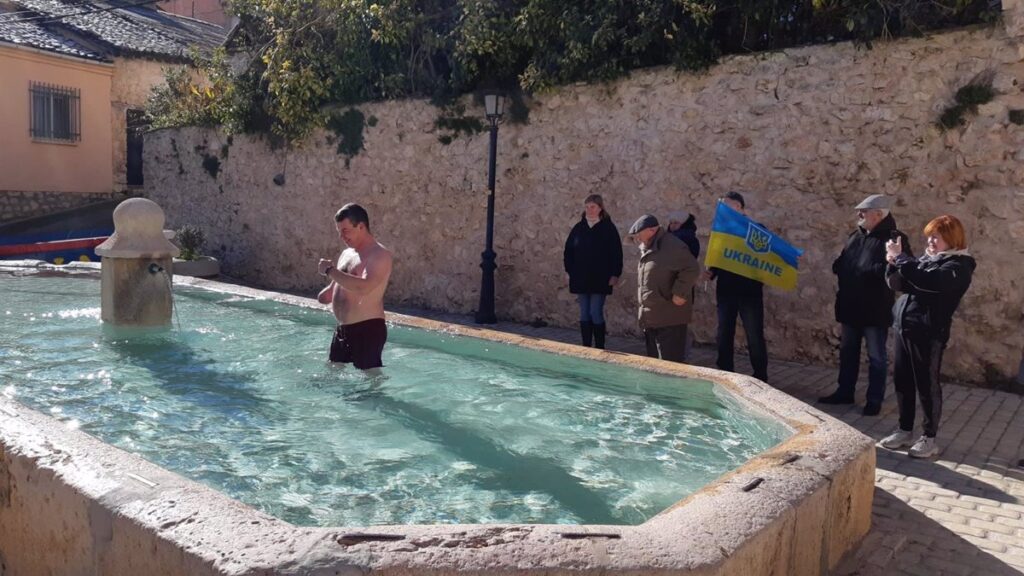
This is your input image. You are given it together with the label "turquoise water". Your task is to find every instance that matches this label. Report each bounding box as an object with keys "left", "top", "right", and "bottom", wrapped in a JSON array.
[{"left": 0, "top": 274, "right": 788, "bottom": 526}]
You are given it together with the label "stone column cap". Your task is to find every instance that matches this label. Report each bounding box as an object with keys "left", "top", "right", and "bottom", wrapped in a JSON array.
[{"left": 96, "top": 198, "right": 181, "bottom": 258}]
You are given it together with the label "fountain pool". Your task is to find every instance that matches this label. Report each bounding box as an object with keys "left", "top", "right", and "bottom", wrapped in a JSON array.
[{"left": 0, "top": 263, "right": 875, "bottom": 576}]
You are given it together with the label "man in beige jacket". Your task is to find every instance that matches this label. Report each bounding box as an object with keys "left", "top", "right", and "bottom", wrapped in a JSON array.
[{"left": 629, "top": 214, "right": 701, "bottom": 363}]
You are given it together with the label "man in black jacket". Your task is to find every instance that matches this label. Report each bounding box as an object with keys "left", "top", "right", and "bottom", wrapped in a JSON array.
[{"left": 820, "top": 194, "right": 912, "bottom": 415}]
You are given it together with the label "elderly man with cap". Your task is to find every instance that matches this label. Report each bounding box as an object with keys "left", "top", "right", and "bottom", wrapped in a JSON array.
[
  {"left": 630, "top": 214, "right": 701, "bottom": 363},
  {"left": 820, "top": 194, "right": 912, "bottom": 415}
]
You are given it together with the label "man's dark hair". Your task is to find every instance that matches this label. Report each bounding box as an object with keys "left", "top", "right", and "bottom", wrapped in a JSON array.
[
  {"left": 723, "top": 191, "right": 746, "bottom": 209},
  {"left": 335, "top": 203, "right": 370, "bottom": 232}
]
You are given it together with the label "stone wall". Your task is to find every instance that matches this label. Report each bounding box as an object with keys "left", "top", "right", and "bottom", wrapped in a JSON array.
[
  {"left": 0, "top": 190, "right": 122, "bottom": 225},
  {"left": 145, "top": 24, "right": 1024, "bottom": 384}
]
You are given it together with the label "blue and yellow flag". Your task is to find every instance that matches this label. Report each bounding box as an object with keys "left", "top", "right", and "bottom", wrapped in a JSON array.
[{"left": 704, "top": 202, "right": 803, "bottom": 290}]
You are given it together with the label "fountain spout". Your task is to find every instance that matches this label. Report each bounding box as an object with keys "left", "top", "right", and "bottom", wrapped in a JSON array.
[{"left": 95, "top": 198, "right": 180, "bottom": 326}]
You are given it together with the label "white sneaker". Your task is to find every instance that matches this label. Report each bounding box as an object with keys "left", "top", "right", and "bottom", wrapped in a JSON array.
[
  {"left": 909, "top": 436, "right": 939, "bottom": 459},
  {"left": 879, "top": 429, "right": 914, "bottom": 449}
]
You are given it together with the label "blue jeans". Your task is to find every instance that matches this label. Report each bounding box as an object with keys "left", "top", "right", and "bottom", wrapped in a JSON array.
[
  {"left": 577, "top": 293, "right": 607, "bottom": 324},
  {"left": 716, "top": 292, "right": 768, "bottom": 381},
  {"left": 837, "top": 324, "right": 888, "bottom": 404}
]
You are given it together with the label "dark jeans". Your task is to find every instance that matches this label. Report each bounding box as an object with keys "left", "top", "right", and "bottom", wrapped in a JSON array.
[
  {"left": 644, "top": 324, "right": 688, "bottom": 363},
  {"left": 837, "top": 324, "right": 889, "bottom": 403},
  {"left": 577, "top": 293, "right": 607, "bottom": 325},
  {"left": 716, "top": 292, "right": 768, "bottom": 381},
  {"left": 894, "top": 332, "right": 946, "bottom": 437}
]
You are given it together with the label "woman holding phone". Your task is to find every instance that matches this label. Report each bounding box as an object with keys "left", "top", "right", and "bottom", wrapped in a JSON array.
[{"left": 880, "top": 215, "right": 976, "bottom": 458}]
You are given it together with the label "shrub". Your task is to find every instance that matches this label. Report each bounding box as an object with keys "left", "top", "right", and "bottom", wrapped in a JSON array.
[
  {"left": 175, "top": 225, "right": 206, "bottom": 261},
  {"left": 149, "top": 0, "right": 998, "bottom": 146}
]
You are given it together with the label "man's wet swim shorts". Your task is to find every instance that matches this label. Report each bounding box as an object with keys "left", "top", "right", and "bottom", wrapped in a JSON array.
[{"left": 329, "top": 318, "right": 387, "bottom": 369}]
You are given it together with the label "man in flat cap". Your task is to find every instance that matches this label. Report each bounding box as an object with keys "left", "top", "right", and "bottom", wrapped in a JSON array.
[
  {"left": 630, "top": 214, "right": 700, "bottom": 363},
  {"left": 820, "top": 194, "right": 912, "bottom": 415}
]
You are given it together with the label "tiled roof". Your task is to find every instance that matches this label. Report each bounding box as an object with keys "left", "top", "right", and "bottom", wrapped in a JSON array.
[
  {"left": 0, "top": 0, "right": 225, "bottom": 61},
  {"left": 0, "top": 14, "right": 109, "bottom": 60}
]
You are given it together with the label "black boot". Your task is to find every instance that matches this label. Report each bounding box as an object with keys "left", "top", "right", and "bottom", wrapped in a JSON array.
[
  {"left": 580, "top": 321, "right": 594, "bottom": 347},
  {"left": 593, "top": 323, "right": 606, "bottom": 349},
  {"left": 818, "top": 389, "right": 855, "bottom": 405}
]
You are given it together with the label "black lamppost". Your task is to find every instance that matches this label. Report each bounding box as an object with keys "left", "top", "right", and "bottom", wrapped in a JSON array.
[{"left": 475, "top": 91, "right": 506, "bottom": 324}]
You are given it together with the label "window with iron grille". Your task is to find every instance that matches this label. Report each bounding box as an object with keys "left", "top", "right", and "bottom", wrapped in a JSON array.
[{"left": 29, "top": 82, "right": 81, "bottom": 142}]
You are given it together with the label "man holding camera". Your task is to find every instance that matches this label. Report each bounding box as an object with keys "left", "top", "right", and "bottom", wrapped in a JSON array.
[
  {"left": 820, "top": 194, "right": 912, "bottom": 415},
  {"left": 318, "top": 203, "right": 393, "bottom": 371}
]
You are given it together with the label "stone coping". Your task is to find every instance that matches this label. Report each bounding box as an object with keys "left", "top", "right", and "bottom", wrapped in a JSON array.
[{"left": 0, "top": 261, "right": 875, "bottom": 575}]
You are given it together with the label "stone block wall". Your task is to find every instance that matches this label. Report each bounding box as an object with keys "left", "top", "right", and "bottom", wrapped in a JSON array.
[
  {"left": 144, "top": 24, "right": 1024, "bottom": 384},
  {"left": 0, "top": 190, "right": 122, "bottom": 225}
]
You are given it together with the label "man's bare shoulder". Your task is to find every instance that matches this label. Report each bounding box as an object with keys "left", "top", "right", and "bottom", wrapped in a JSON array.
[{"left": 368, "top": 241, "right": 393, "bottom": 263}]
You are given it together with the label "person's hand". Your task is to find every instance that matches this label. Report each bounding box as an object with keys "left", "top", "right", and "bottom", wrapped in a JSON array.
[
  {"left": 700, "top": 270, "right": 713, "bottom": 283},
  {"left": 318, "top": 258, "right": 334, "bottom": 276},
  {"left": 608, "top": 276, "right": 619, "bottom": 287},
  {"left": 671, "top": 294, "right": 687, "bottom": 306},
  {"left": 885, "top": 238, "right": 902, "bottom": 262}
]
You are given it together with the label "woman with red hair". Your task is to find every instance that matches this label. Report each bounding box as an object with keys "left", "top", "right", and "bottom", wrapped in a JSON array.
[{"left": 879, "top": 215, "right": 976, "bottom": 458}]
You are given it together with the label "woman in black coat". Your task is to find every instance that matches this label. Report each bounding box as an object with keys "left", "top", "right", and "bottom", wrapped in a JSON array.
[
  {"left": 563, "top": 194, "right": 623, "bottom": 349},
  {"left": 880, "top": 215, "right": 976, "bottom": 459}
]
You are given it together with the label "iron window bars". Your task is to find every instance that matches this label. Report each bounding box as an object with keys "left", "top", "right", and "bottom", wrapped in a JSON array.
[{"left": 29, "top": 81, "right": 81, "bottom": 142}]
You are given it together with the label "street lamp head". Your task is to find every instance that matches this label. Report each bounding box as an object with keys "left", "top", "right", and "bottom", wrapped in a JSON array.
[{"left": 484, "top": 91, "right": 506, "bottom": 122}]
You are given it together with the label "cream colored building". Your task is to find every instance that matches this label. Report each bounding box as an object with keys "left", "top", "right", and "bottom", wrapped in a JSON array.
[
  {"left": 0, "top": 0, "right": 225, "bottom": 223},
  {"left": 0, "top": 43, "right": 114, "bottom": 195}
]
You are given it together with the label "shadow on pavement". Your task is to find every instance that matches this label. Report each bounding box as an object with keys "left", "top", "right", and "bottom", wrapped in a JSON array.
[{"left": 835, "top": 488, "right": 1021, "bottom": 575}]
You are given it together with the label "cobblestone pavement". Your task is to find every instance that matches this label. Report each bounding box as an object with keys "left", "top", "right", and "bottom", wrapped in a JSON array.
[{"left": 394, "top": 308, "right": 1024, "bottom": 575}]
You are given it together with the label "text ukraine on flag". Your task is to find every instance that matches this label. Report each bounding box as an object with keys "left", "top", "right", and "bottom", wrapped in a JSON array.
[{"left": 704, "top": 201, "right": 804, "bottom": 291}]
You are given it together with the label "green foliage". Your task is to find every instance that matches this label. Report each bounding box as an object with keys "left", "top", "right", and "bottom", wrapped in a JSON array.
[
  {"left": 149, "top": 0, "right": 997, "bottom": 145},
  {"left": 175, "top": 225, "right": 206, "bottom": 261},
  {"left": 1009, "top": 109, "right": 1024, "bottom": 126},
  {"left": 938, "top": 74, "right": 995, "bottom": 131},
  {"left": 147, "top": 48, "right": 266, "bottom": 134}
]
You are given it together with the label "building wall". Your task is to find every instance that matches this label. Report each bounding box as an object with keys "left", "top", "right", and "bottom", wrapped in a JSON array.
[
  {"left": 110, "top": 58, "right": 182, "bottom": 191},
  {"left": 157, "top": 0, "right": 227, "bottom": 25},
  {"left": 145, "top": 24, "right": 1024, "bottom": 385},
  {"left": 0, "top": 45, "right": 114, "bottom": 195}
]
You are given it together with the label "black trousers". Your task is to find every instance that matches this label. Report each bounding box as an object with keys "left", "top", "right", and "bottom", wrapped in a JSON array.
[
  {"left": 894, "top": 331, "right": 946, "bottom": 438},
  {"left": 716, "top": 292, "right": 768, "bottom": 381},
  {"left": 644, "top": 324, "right": 688, "bottom": 363}
]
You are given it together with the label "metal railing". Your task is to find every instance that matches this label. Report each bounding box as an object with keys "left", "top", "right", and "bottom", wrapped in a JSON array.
[{"left": 29, "top": 81, "right": 81, "bottom": 142}]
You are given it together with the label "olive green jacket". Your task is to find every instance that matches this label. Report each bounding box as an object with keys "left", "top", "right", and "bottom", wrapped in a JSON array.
[{"left": 636, "top": 228, "right": 700, "bottom": 329}]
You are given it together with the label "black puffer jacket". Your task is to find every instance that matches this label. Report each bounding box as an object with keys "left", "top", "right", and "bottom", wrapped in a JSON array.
[
  {"left": 886, "top": 251, "right": 976, "bottom": 343},
  {"left": 670, "top": 218, "right": 700, "bottom": 259},
  {"left": 833, "top": 214, "right": 912, "bottom": 327},
  {"left": 564, "top": 217, "right": 623, "bottom": 295}
]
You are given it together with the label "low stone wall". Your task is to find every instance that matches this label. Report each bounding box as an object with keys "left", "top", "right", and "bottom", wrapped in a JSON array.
[
  {"left": 0, "top": 266, "right": 875, "bottom": 576},
  {"left": 145, "top": 24, "right": 1024, "bottom": 384},
  {"left": 0, "top": 190, "right": 123, "bottom": 225}
]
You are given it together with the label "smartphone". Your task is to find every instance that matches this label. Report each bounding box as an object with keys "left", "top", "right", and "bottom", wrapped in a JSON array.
[{"left": 890, "top": 230, "right": 900, "bottom": 242}]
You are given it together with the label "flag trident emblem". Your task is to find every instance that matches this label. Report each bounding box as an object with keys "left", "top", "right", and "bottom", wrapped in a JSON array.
[{"left": 745, "top": 223, "right": 772, "bottom": 254}]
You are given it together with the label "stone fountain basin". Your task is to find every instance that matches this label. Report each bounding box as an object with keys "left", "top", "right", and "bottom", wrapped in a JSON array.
[{"left": 0, "top": 261, "right": 875, "bottom": 576}]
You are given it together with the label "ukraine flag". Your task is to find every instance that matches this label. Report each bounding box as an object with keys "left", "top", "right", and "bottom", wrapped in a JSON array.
[{"left": 704, "top": 201, "right": 803, "bottom": 290}]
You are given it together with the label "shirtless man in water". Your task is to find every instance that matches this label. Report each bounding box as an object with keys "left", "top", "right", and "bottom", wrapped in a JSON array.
[{"left": 317, "top": 203, "right": 393, "bottom": 370}]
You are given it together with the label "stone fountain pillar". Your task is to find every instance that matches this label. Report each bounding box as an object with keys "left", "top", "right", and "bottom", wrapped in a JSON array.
[{"left": 95, "top": 198, "right": 180, "bottom": 326}]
